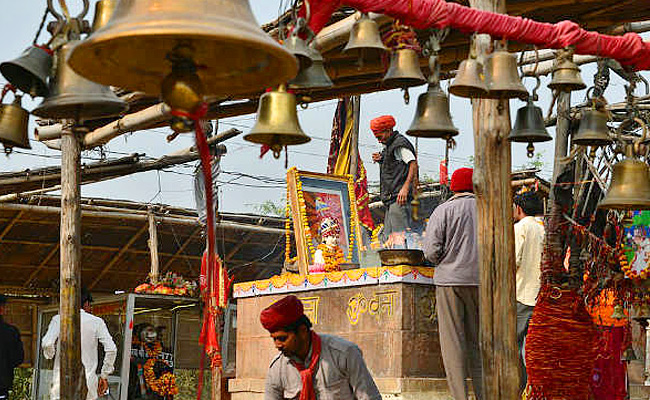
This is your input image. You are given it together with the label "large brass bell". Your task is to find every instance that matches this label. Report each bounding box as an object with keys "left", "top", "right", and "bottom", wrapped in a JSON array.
[
  {"left": 343, "top": 13, "right": 387, "bottom": 59},
  {"left": 0, "top": 91, "right": 30, "bottom": 151},
  {"left": 92, "top": 0, "right": 118, "bottom": 32},
  {"left": 0, "top": 46, "right": 52, "bottom": 97},
  {"left": 32, "top": 40, "right": 127, "bottom": 121},
  {"left": 244, "top": 85, "right": 311, "bottom": 158},
  {"left": 68, "top": 0, "right": 298, "bottom": 98},
  {"left": 484, "top": 49, "right": 528, "bottom": 99},
  {"left": 509, "top": 95, "right": 552, "bottom": 157},
  {"left": 548, "top": 58, "right": 586, "bottom": 92},
  {"left": 449, "top": 57, "right": 488, "bottom": 98},
  {"left": 599, "top": 118, "right": 650, "bottom": 210},
  {"left": 406, "top": 84, "right": 458, "bottom": 138},
  {"left": 283, "top": 23, "right": 313, "bottom": 70},
  {"left": 573, "top": 108, "right": 613, "bottom": 147},
  {"left": 289, "top": 46, "right": 333, "bottom": 89},
  {"left": 621, "top": 346, "right": 638, "bottom": 362},
  {"left": 382, "top": 48, "right": 426, "bottom": 89}
]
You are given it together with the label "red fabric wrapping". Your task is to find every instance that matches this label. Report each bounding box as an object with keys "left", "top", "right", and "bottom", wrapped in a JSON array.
[
  {"left": 370, "top": 115, "right": 396, "bottom": 133},
  {"left": 525, "top": 287, "right": 597, "bottom": 400},
  {"left": 591, "top": 326, "right": 628, "bottom": 400},
  {"left": 289, "top": 332, "right": 322, "bottom": 400},
  {"left": 439, "top": 160, "right": 448, "bottom": 186},
  {"left": 304, "top": 0, "right": 650, "bottom": 71}
]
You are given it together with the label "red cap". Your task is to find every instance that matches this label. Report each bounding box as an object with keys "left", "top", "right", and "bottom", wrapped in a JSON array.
[
  {"left": 370, "top": 115, "right": 396, "bottom": 133},
  {"left": 450, "top": 168, "right": 474, "bottom": 192},
  {"left": 260, "top": 295, "right": 305, "bottom": 333}
]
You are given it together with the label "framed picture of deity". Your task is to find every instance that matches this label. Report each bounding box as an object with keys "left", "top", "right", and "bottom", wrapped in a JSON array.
[
  {"left": 286, "top": 168, "right": 362, "bottom": 275},
  {"left": 620, "top": 210, "right": 650, "bottom": 280}
]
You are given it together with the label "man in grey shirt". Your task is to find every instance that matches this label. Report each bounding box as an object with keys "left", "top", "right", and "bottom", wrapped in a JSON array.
[
  {"left": 261, "top": 295, "right": 381, "bottom": 400},
  {"left": 423, "top": 167, "right": 483, "bottom": 400}
]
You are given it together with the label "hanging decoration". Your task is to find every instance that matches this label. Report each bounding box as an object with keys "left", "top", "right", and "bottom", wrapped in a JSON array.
[
  {"left": 620, "top": 211, "right": 650, "bottom": 280},
  {"left": 302, "top": 0, "right": 650, "bottom": 71}
]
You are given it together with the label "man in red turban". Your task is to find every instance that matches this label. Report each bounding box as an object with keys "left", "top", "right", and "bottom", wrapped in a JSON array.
[
  {"left": 261, "top": 295, "right": 381, "bottom": 400},
  {"left": 369, "top": 115, "right": 420, "bottom": 240},
  {"left": 422, "top": 168, "right": 483, "bottom": 400}
]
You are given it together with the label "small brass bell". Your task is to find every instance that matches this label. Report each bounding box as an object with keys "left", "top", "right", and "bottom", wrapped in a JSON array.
[
  {"left": 343, "top": 13, "right": 387, "bottom": 59},
  {"left": 484, "top": 50, "right": 528, "bottom": 99},
  {"left": 0, "top": 92, "right": 30, "bottom": 151},
  {"left": 0, "top": 46, "right": 52, "bottom": 97},
  {"left": 610, "top": 304, "right": 626, "bottom": 320},
  {"left": 548, "top": 58, "right": 586, "bottom": 92},
  {"left": 621, "top": 346, "right": 638, "bottom": 362},
  {"left": 406, "top": 83, "right": 458, "bottom": 139},
  {"left": 449, "top": 57, "right": 488, "bottom": 99},
  {"left": 92, "top": 0, "right": 118, "bottom": 32},
  {"left": 598, "top": 146, "right": 650, "bottom": 210},
  {"left": 68, "top": 0, "right": 298, "bottom": 98},
  {"left": 244, "top": 85, "right": 311, "bottom": 158},
  {"left": 509, "top": 97, "right": 552, "bottom": 157},
  {"left": 382, "top": 48, "right": 426, "bottom": 89},
  {"left": 573, "top": 108, "right": 613, "bottom": 147},
  {"left": 283, "top": 28, "right": 313, "bottom": 70},
  {"left": 289, "top": 46, "right": 333, "bottom": 89},
  {"left": 32, "top": 40, "right": 127, "bottom": 121}
]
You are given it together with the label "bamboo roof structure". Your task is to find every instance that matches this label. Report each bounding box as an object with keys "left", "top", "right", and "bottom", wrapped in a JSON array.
[{"left": 0, "top": 196, "right": 285, "bottom": 297}]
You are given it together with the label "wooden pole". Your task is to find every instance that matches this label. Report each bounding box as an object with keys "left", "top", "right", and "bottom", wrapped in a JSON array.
[
  {"left": 349, "top": 95, "right": 361, "bottom": 177},
  {"left": 59, "top": 124, "right": 83, "bottom": 400},
  {"left": 469, "top": 0, "right": 519, "bottom": 398},
  {"left": 147, "top": 209, "right": 160, "bottom": 284}
]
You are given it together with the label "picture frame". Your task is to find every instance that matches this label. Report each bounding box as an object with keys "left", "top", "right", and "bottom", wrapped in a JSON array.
[
  {"left": 621, "top": 210, "right": 650, "bottom": 280},
  {"left": 287, "top": 169, "right": 362, "bottom": 275}
]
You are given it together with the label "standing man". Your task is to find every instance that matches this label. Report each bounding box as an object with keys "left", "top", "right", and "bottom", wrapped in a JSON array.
[
  {"left": 422, "top": 168, "right": 483, "bottom": 400},
  {"left": 261, "top": 295, "right": 382, "bottom": 400},
  {"left": 42, "top": 288, "right": 117, "bottom": 400},
  {"left": 513, "top": 190, "right": 545, "bottom": 393},
  {"left": 0, "top": 295, "right": 24, "bottom": 400},
  {"left": 370, "top": 115, "right": 419, "bottom": 238}
]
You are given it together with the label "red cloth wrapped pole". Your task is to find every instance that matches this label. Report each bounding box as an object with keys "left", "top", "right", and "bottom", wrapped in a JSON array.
[{"left": 303, "top": 0, "right": 650, "bottom": 71}]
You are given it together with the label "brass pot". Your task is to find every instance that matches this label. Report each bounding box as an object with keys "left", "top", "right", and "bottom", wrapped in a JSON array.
[{"left": 377, "top": 249, "right": 425, "bottom": 266}]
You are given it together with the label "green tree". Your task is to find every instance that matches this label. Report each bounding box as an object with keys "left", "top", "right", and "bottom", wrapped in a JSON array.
[{"left": 251, "top": 200, "right": 284, "bottom": 217}]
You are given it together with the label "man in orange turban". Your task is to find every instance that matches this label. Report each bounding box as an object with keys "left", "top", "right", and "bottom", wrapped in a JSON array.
[
  {"left": 370, "top": 115, "right": 420, "bottom": 239},
  {"left": 261, "top": 295, "right": 381, "bottom": 400}
]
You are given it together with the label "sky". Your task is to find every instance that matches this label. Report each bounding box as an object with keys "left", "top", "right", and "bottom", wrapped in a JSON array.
[{"left": 0, "top": 2, "right": 646, "bottom": 215}]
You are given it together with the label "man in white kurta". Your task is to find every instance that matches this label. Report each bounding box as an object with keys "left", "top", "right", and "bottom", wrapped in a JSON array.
[{"left": 41, "top": 290, "right": 117, "bottom": 400}]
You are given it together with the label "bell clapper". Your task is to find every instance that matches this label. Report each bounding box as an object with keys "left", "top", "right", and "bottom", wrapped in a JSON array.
[
  {"left": 588, "top": 146, "right": 598, "bottom": 160},
  {"left": 3, "top": 146, "right": 12, "bottom": 156},
  {"left": 526, "top": 142, "right": 535, "bottom": 158},
  {"left": 403, "top": 88, "right": 410, "bottom": 104},
  {"left": 161, "top": 44, "right": 205, "bottom": 134}
]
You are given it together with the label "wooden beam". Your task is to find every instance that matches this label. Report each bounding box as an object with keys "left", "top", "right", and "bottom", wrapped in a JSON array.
[
  {"left": 0, "top": 210, "right": 23, "bottom": 241},
  {"left": 148, "top": 210, "right": 160, "bottom": 284},
  {"left": 59, "top": 125, "right": 83, "bottom": 400},
  {"left": 88, "top": 224, "right": 148, "bottom": 289},
  {"left": 23, "top": 243, "right": 60, "bottom": 287},
  {"left": 224, "top": 233, "right": 253, "bottom": 263},
  {"left": 470, "top": 0, "right": 519, "bottom": 398},
  {"left": 160, "top": 226, "right": 202, "bottom": 272}
]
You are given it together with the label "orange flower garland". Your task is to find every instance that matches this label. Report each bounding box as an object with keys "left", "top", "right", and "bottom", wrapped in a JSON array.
[
  {"left": 142, "top": 341, "right": 178, "bottom": 397},
  {"left": 317, "top": 243, "right": 345, "bottom": 272},
  {"left": 619, "top": 242, "right": 649, "bottom": 280}
]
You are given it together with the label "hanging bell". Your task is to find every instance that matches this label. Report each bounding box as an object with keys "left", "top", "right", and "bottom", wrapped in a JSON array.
[
  {"left": 0, "top": 93, "right": 30, "bottom": 151},
  {"left": 283, "top": 30, "right": 312, "bottom": 70},
  {"left": 382, "top": 48, "right": 426, "bottom": 89},
  {"left": 573, "top": 108, "right": 613, "bottom": 147},
  {"left": 92, "top": 0, "right": 118, "bottom": 32},
  {"left": 244, "top": 85, "right": 311, "bottom": 158},
  {"left": 509, "top": 97, "right": 552, "bottom": 156},
  {"left": 621, "top": 346, "right": 638, "bottom": 362},
  {"left": 68, "top": 0, "right": 298, "bottom": 98},
  {"left": 449, "top": 57, "right": 488, "bottom": 99},
  {"left": 0, "top": 46, "right": 52, "bottom": 98},
  {"left": 406, "top": 83, "right": 458, "bottom": 139},
  {"left": 289, "top": 46, "right": 333, "bottom": 89},
  {"left": 484, "top": 50, "right": 528, "bottom": 99},
  {"left": 548, "top": 58, "right": 586, "bottom": 92},
  {"left": 343, "top": 13, "right": 388, "bottom": 59},
  {"left": 32, "top": 40, "right": 127, "bottom": 121},
  {"left": 598, "top": 147, "right": 650, "bottom": 210}
]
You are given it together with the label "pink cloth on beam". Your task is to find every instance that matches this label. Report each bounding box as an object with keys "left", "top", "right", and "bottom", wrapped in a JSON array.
[{"left": 304, "top": 0, "right": 650, "bottom": 71}]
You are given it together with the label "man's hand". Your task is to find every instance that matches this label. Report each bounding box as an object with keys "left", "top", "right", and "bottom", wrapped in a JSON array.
[
  {"left": 397, "top": 185, "right": 409, "bottom": 205},
  {"left": 372, "top": 152, "right": 382, "bottom": 163},
  {"left": 98, "top": 377, "right": 109, "bottom": 397}
]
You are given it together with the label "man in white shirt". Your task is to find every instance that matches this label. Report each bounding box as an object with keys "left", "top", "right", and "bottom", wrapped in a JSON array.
[
  {"left": 42, "top": 289, "right": 117, "bottom": 400},
  {"left": 513, "top": 191, "right": 545, "bottom": 394}
]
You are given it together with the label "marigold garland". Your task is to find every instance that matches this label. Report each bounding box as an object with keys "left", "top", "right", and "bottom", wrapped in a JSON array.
[
  {"left": 317, "top": 243, "right": 345, "bottom": 272},
  {"left": 141, "top": 341, "right": 178, "bottom": 397}
]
